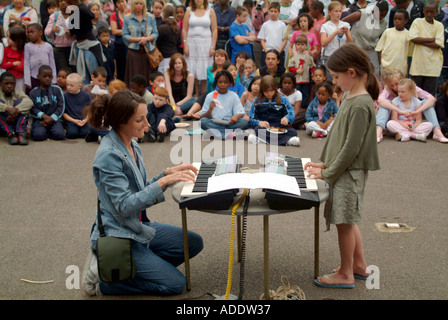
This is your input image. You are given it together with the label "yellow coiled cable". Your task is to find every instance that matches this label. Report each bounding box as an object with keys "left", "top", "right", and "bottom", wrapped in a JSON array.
[{"left": 224, "top": 188, "right": 248, "bottom": 300}]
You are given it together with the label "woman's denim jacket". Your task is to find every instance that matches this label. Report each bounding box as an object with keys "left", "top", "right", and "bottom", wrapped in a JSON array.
[
  {"left": 90, "top": 129, "right": 166, "bottom": 244},
  {"left": 122, "top": 13, "right": 158, "bottom": 52}
]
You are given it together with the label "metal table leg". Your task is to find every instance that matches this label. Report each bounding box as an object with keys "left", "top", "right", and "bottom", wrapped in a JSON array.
[
  {"left": 181, "top": 208, "right": 191, "bottom": 291},
  {"left": 314, "top": 206, "right": 319, "bottom": 279},
  {"left": 263, "top": 215, "right": 270, "bottom": 300}
]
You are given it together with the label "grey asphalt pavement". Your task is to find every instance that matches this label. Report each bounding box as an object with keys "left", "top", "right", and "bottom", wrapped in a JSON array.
[{"left": 1, "top": 121, "right": 447, "bottom": 302}]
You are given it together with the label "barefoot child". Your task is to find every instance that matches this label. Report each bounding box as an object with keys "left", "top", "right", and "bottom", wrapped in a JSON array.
[{"left": 305, "top": 43, "right": 380, "bottom": 288}]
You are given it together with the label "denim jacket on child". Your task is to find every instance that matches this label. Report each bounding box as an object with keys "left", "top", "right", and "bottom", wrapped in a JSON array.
[
  {"left": 305, "top": 96, "right": 339, "bottom": 123},
  {"left": 90, "top": 129, "right": 167, "bottom": 244}
]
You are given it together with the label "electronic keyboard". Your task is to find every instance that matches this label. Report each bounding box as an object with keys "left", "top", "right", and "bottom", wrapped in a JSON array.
[{"left": 178, "top": 154, "right": 321, "bottom": 211}]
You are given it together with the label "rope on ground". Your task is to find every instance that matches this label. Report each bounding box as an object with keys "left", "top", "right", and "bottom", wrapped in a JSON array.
[{"left": 259, "top": 276, "right": 306, "bottom": 300}]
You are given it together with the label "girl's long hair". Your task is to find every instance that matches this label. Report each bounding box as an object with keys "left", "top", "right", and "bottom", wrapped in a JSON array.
[
  {"left": 326, "top": 43, "right": 379, "bottom": 100},
  {"left": 256, "top": 75, "right": 282, "bottom": 106},
  {"left": 168, "top": 53, "right": 188, "bottom": 79}
]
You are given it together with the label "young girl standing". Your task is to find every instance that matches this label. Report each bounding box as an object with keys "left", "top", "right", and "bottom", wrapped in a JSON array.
[
  {"left": 24, "top": 23, "right": 57, "bottom": 93},
  {"left": 320, "top": 1, "right": 352, "bottom": 68},
  {"left": 386, "top": 79, "right": 433, "bottom": 142},
  {"left": 0, "top": 27, "right": 26, "bottom": 92},
  {"left": 305, "top": 43, "right": 380, "bottom": 288},
  {"left": 248, "top": 75, "right": 300, "bottom": 146}
]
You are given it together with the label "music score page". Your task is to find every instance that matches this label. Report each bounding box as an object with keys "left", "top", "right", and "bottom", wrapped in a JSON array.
[{"left": 207, "top": 172, "right": 301, "bottom": 196}]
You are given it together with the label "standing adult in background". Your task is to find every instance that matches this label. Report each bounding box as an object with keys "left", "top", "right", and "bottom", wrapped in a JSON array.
[
  {"left": 215, "top": 0, "right": 236, "bottom": 51},
  {"left": 110, "top": 0, "right": 130, "bottom": 81},
  {"left": 183, "top": 0, "right": 218, "bottom": 96},
  {"left": 66, "top": 0, "right": 106, "bottom": 85},
  {"left": 3, "top": 0, "right": 39, "bottom": 35},
  {"left": 122, "top": 0, "right": 158, "bottom": 86}
]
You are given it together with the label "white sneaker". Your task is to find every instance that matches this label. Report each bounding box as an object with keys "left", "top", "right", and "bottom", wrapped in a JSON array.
[
  {"left": 248, "top": 133, "right": 258, "bottom": 144},
  {"left": 416, "top": 133, "right": 426, "bottom": 142},
  {"left": 81, "top": 251, "right": 100, "bottom": 296},
  {"left": 286, "top": 136, "right": 301, "bottom": 146}
]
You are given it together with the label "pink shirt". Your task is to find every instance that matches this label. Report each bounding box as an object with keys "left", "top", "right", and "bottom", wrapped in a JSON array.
[
  {"left": 44, "top": 12, "right": 75, "bottom": 48},
  {"left": 290, "top": 30, "right": 318, "bottom": 50}
]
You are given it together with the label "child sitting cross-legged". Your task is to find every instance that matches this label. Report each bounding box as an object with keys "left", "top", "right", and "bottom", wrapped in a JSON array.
[
  {"left": 305, "top": 81, "right": 338, "bottom": 138},
  {"left": 248, "top": 75, "right": 300, "bottom": 146},
  {"left": 386, "top": 79, "right": 433, "bottom": 142},
  {"left": 145, "top": 87, "right": 176, "bottom": 143},
  {"left": 199, "top": 70, "right": 248, "bottom": 140}
]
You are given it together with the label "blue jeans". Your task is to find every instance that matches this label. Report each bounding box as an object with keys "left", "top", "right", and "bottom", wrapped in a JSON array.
[
  {"left": 199, "top": 117, "right": 249, "bottom": 139},
  {"left": 376, "top": 102, "right": 440, "bottom": 130},
  {"left": 179, "top": 97, "right": 198, "bottom": 114},
  {"left": 95, "top": 221, "right": 203, "bottom": 295},
  {"left": 76, "top": 48, "right": 99, "bottom": 85}
]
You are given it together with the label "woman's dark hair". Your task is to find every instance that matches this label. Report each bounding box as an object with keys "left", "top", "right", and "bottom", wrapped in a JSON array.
[
  {"left": 85, "top": 90, "right": 146, "bottom": 131},
  {"left": 326, "top": 43, "right": 379, "bottom": 100},
  {"left": 8, "top": 27, "right": 26, "bottom": 52},
  {"left": 248, "top": 75, "right": 262, "bottom": 92},
  {"left": 213, "top": 70, "right": 234, "bottom": 88},
  {"left": 316, "top": 81, "right": 334, "bottom": 96}
]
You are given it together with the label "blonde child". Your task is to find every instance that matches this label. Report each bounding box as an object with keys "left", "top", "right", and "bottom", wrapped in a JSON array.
[
  {"left": 0, "top": 27, "right": 26, "bottom": 92},
  {"left": 386, "top": 79, "right": 433, "bottom": 142},
  {"left": 305, "top": 43, "right": 380, "bottom": 289},
  {"left": 376, "top": 69, "right": 448, "bottom": 143},
  {"left": 242, "top": 58, "right": 256, "bottom": 90},
  {"left": 305, "top": 81, "right": 338, "bottom": 138},
  {"left": 288, "top": 35, "right": 315, "bottom": 108},
  {"left": 24, "top": 23, "right": 57, "bottom": 93},
  {"left": 248, "top": 75, "right": 300, "bottom": 146},
  {"left": 320, "top": 1, "right": 352, "bottom": 68},
  {"left": 62, "top": 73, "right": 92, "bottom": 139}
]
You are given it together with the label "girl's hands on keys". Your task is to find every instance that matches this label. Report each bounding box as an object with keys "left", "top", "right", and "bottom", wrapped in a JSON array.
[{"left": 304, "top": 162, "right": 326, "bottom": 180}]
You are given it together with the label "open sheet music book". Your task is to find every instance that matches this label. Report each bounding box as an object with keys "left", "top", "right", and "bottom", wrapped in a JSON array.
[{"left": 207, "top": 172, "right": 301, "bottom": 196}]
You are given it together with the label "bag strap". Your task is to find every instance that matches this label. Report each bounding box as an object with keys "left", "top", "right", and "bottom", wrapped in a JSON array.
[{"left": 97, "top": 198, "right": 106, "bottom": 238}]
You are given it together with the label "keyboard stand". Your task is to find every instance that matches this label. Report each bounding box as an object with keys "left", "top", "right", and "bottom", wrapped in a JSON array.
[{"left": 172, "top": 178, "right": 330, "bottom": 300}]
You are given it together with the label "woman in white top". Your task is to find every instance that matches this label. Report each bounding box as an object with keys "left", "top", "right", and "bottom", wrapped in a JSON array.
[
  {"left": 3, "top": 0, "right": 38, "bottom": 35},
  {"left": 182, "top": 0, "right": 218, "bottom": 95},
  {"left": 320, "top": 1, "right": 352, "bottom": 67}
]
